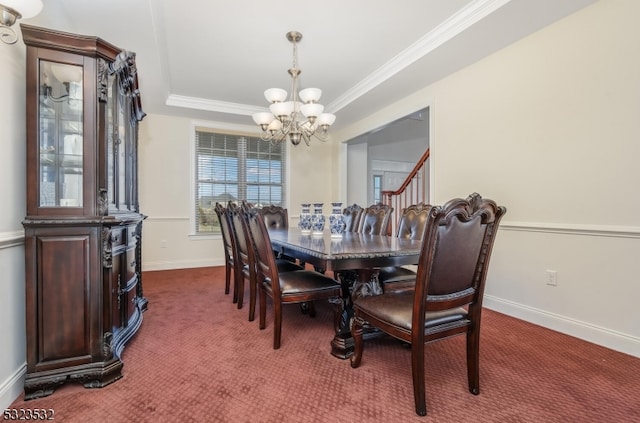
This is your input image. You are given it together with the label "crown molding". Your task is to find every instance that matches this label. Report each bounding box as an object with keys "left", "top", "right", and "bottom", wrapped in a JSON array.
[
  {"left": 163, "top": 0, "right": 512, "bottom": 118},
  {"left": 327, "top": 0, "right": 512, "bottom": 112},
  {"left": 165, "top": 94, "right": 262, "bottom": 116}
]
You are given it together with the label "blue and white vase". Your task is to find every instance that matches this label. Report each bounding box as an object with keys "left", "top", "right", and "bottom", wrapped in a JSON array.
[
  {"left": 329, "top": 202, "right": 346, "bottom": 238},
  {"left": 298, "top": 203, "right": 312, "bottom": 234},
  {"left": 311, "top": 203, "right": 325, "bottom": 236}
]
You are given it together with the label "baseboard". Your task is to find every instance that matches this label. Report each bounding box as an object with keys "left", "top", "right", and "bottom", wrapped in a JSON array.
[
  {"left": 143, "top": 258, "right": 225, "bottom": 272},
  {"left": 0, "top": 362, "right": 26, "bottom": 410},
  {"left": 484, "top": 295, "right": 640, "bottom": 358}
]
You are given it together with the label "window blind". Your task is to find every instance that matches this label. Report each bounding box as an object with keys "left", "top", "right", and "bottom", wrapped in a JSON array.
[{"left": 195, "top": 130, "right": 285, "bottom": 233}]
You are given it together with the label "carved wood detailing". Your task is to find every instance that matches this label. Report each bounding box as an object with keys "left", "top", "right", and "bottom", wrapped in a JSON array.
[
  {"left": 97, "top": 58, "right": 108, "bottom": 102},
  {"left": 98, "top": 188, "right": 108, "bottom": 216},
  {"left": 110, "top": 51, "right": 146, "bottom": 125},
  {"left": 102, "top": 227, "right": 112, "bottom": 268}
]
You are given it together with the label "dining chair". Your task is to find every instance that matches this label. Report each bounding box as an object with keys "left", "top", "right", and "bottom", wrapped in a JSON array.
[
  {"left": 378, "top": 203, "right": 432, "bottom": 292},
  {"left": 214, "top": 202, "right": 236, "bottom": 297},
  {"left": 240, "top": 202, "right": 303, "bottom": 321},
  {"left": 357, "top": 203, "right": 393, "bottom": 235},
  {"left": 244, "top": 205, "right": 342, "bottom": 349},
  {"left": 259, "top": 204, "right": 289, "bottom": 229},
  {"left": 227, "top": 202, "right": 254, "bottom": 310},
  {"left": 342, "top": 203, "right": 363, "bottom": 232},
  {"left": 350, "top": 193, "right": 506, "bottom": 416},
  {"left": 258, "top": 204, "right": 299, "bottom": 264}
]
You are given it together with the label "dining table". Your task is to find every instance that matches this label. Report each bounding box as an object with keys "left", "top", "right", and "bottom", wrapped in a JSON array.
[{"left": 268, "top": 227, "right": 423, "bottom": 359}]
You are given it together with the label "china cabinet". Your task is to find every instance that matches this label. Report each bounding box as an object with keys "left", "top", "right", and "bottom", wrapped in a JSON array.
[{"left": 21, "top": 24, "right": 147, "bottom": 399}]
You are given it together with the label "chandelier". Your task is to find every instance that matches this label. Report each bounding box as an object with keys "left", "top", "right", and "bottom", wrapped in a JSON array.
[{"left": 252, "top": 31, "right": 336, "bottom": 147}]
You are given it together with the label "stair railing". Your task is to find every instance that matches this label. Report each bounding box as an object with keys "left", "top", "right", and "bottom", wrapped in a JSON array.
[{"left": 381, "top": 148, "right": 430, "bottom": 235}]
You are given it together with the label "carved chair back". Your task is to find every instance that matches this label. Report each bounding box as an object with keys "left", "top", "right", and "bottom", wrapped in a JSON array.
[
  {"left": 342, "top": 204, "right": 363, "bottom": 232},
  {"left": 259, "top": 205, "right": 289, "bottom": 230},
  {"left": 357, "top": 203, "right": 393, "bottom": 235}
]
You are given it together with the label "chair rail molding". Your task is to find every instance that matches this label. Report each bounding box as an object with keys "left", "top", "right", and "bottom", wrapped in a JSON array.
[
  {"left": 500, "top": 221, "right": 640, "bottom": 239},
  {"left": 0, "top": 231, "right": 24, "bottom": 250}
]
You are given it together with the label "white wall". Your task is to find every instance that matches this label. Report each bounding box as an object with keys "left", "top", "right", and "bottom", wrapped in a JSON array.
[{"left": 336, "top": 0, "right": 640, "bottom": 357}]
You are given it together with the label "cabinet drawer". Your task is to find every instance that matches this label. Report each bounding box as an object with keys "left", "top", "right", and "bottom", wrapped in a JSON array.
[
  {"left": 110, "top": 228, "right": 126, "bottom": 248},
  {"left": 126, "top": 224, "right": 138, "bottom": 246}
]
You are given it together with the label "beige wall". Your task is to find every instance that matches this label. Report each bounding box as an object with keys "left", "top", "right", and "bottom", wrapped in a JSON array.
[
  {"left": 136, "top": 1, "right": 640, "bottom": 356},
  {"left": 138, "top": 115, "right": 337, "bottom": 270},
  {"left": 335, "top": 0, "right": 640, "bottom": 356}
]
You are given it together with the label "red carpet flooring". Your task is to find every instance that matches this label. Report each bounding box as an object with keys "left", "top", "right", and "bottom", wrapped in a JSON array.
[{"left": 11, "top": 266, "right": 640, "bottom": 422}]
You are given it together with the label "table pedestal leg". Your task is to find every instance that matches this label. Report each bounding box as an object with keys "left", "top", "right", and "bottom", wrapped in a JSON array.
[{"left": 330, "top": 269, "right": 381, "bottom": 359}]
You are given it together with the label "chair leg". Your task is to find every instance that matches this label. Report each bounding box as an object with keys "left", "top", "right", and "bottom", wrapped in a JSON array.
[
  {"left": 411, "top": 341, "right": 427, "bottom": 416},
  {"left": 237, "top": 275, "right": 245, "bottom": 309},
  {"left": 259, "top": 288, "right": 267, "bottom": 330},
  {"left": 273, "top": 301, "right": 282, "bottom": 349},
  {"left": 232, "top": 271, "right": 239, "bottom": 304},
  {"left": 248, "top": 275, "right": 257, "bottom": 321},
  {"left": 224, "top": 263, "right": 231, "bottom": 295},
  {"left": 349, "top": 316, "right": 365, "bottom": 368},
  {"left": 467, "top": 327, "right": 480, "bottom": 395},
  {"left": 307, "top": 301, "right": 316, "bottom": 318}
]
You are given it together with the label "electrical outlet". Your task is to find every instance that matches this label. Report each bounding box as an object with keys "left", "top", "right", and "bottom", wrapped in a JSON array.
[
  {"left": 546, "top": 270, "right": 558, "bottom": 286},
  {"left": 161, "top": 240, "right": 168, "bottom": 248}
]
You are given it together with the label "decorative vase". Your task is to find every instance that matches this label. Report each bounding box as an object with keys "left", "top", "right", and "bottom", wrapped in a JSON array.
[
  {"left": 311, "top": 203, "right": 325, "bottom": 236},
  {"left": 329, "top": 202, "right": 346, "bottom": 238},
  {"left": 298, "top": 203, "right": 312, "bottom": 234}
]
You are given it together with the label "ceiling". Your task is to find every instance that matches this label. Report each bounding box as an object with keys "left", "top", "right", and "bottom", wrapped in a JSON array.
[{"left": 45, "top": 0, "right": 597, "bottom": 134}]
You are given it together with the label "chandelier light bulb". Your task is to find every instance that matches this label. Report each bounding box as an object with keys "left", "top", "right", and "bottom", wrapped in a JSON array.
[
  {"left": 264, "top": 88, "right": 287, "bottom": 103},
  {"left": 300, "top": 103, "right": 324, "bottom": 119},
  {"left": 267, "top": 119, "right": 282, "bottom": 134},
  {"left": 252, "top": 112, "right": 274, "bottom": 128},
  {"left": 299, "top": 88, "right": 321, "bottom": 103},
  {"left": 316, "top": 113, "right": 336, "bottom": 126}
]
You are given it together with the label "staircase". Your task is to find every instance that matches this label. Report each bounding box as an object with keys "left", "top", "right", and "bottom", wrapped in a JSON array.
[{"left": 381, "top": 148, "right": 430, "bottom": 235}]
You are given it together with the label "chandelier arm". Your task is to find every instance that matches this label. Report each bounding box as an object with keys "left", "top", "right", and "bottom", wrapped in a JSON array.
[
  {"left": 302, "top": 132, "right": 312, "bottom": 147},
  {"left": 311, "top": 130, "right": 330, "bottom": 142}
]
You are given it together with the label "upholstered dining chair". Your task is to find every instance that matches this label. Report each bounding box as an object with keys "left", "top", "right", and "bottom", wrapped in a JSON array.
[
  {"left": 214, "top": 202, "right": 236, "bottom": 297},
  {"left": 357, "top": 203, "right": 393, "bottom": 235},
  {"left": 259, "top": 204, "right": 289, "bottom": 229},
  {"left": 378, "top": 203, "right": 432, "bottom": 292},
  {"left": 342, "top": 204, "right": 363, "bottom": 232},
  {"left": 258, "top": 204, "right": 299, "bottom": 264},
  {"left": 244, "top": 205, "right": 342, "bottom": 349},
  {"left": 350, "top": 193, "right": 506, "bottom": 416},
  {"left": 240, "top": 202, "right": 303, "bottom": 321},
  {"left": 227, "top": 202, "right": 254, "bottom": 310}
]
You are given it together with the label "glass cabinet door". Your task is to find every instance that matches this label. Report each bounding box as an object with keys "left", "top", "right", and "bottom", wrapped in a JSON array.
[
  {"left": 107, "top": 74, "right": 115, "bottom": 207},
  {"left": 39, "top": 60, "right": 83, "bottom": 208},
  {"left": 107, "top": 71, "right": 134, "bottom": 212}
]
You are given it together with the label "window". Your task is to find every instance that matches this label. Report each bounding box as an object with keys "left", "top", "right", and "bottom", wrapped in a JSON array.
[
  {"left": 373, "top": 174, "right": 382, "bottom": 204},
  {"left": 194, "top": 129, "right": 286, "bottom": 233}
]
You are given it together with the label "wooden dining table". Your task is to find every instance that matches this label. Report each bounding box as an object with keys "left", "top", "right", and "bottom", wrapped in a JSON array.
[{"left": 268, "top": 227, "right": 423, "bottom": 358}]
